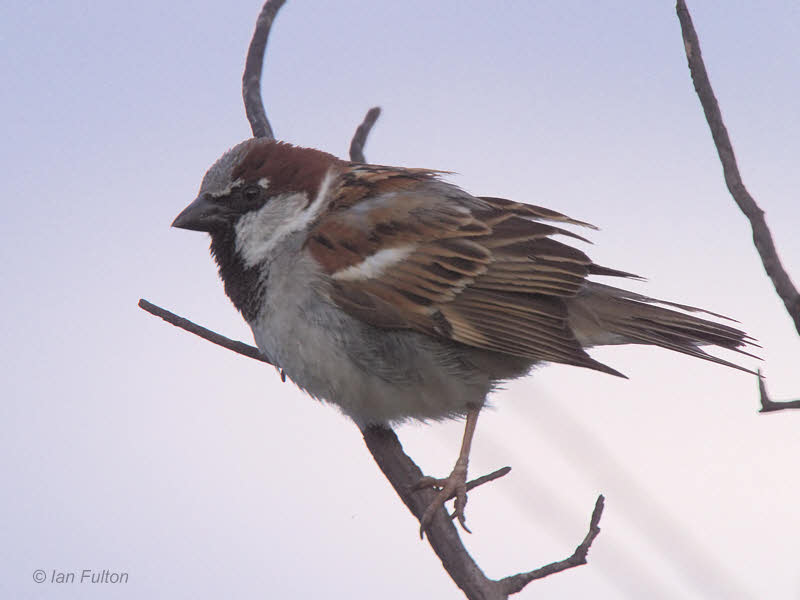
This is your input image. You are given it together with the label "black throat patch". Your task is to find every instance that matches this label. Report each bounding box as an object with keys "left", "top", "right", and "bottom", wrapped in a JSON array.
[{"left": 209, "top": 229, "right": 267, "bottom": 323}]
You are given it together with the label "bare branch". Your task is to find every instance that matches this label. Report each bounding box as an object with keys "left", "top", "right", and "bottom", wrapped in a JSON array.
[
  {"left": 499, "top": 495, "right": 605, "bottom": 596},
  {"left": 758, "top": 371, "right": 800, "bottom": 413},
  {"left": 138, "top": 299, "right": 273, "bottom": 365},
  {"left": 362, "top": 426, "right": 505, "bottom": 599},
  {"left": 243, "top": 0, "right": 287, "bottom": 139},
  {"left": 349, "top": 106, "right": 381, "bottom": 162},
  {"left": 138, "top": 299, "right": 604, "bottom": 598},
  {"left": 676, "top": 0, "right": 800, "bottom": 335},
  {"left": 465, "top": 466, "right": 512, "bottom": 495}
]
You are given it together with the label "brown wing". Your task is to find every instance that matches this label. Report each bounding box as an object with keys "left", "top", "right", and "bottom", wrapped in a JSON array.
[{"left": 307, "top": 166, "right": 625, "bottom": 376}]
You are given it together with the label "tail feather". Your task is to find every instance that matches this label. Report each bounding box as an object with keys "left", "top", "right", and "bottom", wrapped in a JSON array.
[{"left": 568, "top": 282, "right": 758, "bottom": 375}]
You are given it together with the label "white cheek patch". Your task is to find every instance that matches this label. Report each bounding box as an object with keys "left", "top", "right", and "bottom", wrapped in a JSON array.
[
  {"left": 234, "top": 193, "right": 305, "bottom": 268},
  {"left": 233, "top": 168, "right": 337, "bottom": 268},
  {"left": 332, "top": 245, "right": 417, "bottom": 281}
]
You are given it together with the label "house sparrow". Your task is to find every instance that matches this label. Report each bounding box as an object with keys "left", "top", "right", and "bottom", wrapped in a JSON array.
[{"left": 172, "top": 138, "right": 756, "bottom": 534}]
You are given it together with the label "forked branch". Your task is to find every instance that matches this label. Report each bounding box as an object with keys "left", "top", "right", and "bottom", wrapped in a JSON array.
[
  {"left": 676, "top": 0, "right": 799, "bottom": 410},
  {"left": 757, "top": 371, "right": 800, "bottom": 413},
  {"left": 138, "top": 297, "right": 604, "bottom": 598},
  {"left": 676, "top": 0, "right": 800, "bottom": 336}
]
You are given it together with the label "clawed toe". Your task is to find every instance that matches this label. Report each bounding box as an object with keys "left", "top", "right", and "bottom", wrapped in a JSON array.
[{"left": 415, "top": 463, "right": 470, "bottom": 538}]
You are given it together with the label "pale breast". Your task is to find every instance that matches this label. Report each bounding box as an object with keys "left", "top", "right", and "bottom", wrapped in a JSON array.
[{"left": 248, "top": 247, "right": 502, "bottom": 426}]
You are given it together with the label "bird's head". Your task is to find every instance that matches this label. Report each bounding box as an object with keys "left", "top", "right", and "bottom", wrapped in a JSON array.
[
  {"left": 173, "top": 138, "right": 340, "bottom": 265},
  {"left": 172, "top": 138, "right": 341, "bottom": 319}
]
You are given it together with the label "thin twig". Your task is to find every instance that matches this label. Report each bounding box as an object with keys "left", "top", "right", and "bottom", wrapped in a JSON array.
[
  {"left": 757, "top": 370, "right": 800, "bottom": 413},
  {"left": 138, "top": 299, "right": 273, "bottom": 365},
  {"left": 243, "top": 0, "right": 287, "bottom": 139},
  {"left": 676, "top": 0, "right": 800, "bottom": 335},
  {"left": 499, "top": 495, "right": 605, "bottom": 595},
  {"left": 349, "top": 106, "right": 381, "bottom": 162},
  {"left": 465, "top": 467, "right": 512, "bottom": 495}
]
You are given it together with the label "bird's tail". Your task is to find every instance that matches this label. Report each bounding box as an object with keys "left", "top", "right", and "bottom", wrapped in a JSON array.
[{"left": 568, "top": 282, "right": 759, "bottom": 374}]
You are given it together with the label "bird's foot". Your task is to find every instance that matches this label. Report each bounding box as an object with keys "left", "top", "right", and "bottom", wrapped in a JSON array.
[{"left": 414, "top": 459, "right": 470, "bottom": 538}]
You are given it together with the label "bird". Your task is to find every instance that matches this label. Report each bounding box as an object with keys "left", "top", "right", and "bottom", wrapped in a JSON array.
[{"left": 172, "top": 137, "right": 757, "bottom": 535}]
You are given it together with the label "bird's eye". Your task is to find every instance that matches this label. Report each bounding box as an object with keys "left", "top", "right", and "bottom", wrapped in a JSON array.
[{"left": 243, "top": 185, "right": 261, "bottom": 203}]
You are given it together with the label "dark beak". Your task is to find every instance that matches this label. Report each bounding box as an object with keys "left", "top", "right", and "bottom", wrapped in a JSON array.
[{"left": 171, "top": 194, "right": 225, "bottom": 232}]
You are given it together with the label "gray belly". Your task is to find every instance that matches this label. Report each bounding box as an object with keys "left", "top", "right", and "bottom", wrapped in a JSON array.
[{"left": 250, "top": 289, "right": 533, "bottom": 426}]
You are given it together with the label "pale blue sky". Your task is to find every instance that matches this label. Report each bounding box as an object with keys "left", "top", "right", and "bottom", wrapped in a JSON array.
[{"left": 2, "top": 2, "right": 799, "bottom": 598}]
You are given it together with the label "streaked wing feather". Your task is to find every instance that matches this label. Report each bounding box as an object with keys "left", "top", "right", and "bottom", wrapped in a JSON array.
[
  {"left": 307, "top": 168, "right": 626, "bottom": 375},
  {"left": 477, "top": 196, "right": 599, "bottom": 229}
]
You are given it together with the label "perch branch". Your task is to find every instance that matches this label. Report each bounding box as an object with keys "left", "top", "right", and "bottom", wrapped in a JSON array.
[
  {"left": 349, "top": 106, "right": 382, "bottom": 162},
  {"left": 138, "top": 297, "right": 604, "bottom": 599},
  {"left": 676, "top": 0, "right": 800, "bottom": 335},
  {"left": 361, "top": 426, "right": 503, "bottom": 599},
  {"left": 757, "top": 370, "right": 800, "bottom": 413},
  {"left": 243, "top": 0, "right": 286, "bottom": 139}
]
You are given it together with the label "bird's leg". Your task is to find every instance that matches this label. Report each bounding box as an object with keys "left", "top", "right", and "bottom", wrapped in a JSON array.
[{"left": 415, "top": 405, "right": 481, "bottom": 537}]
